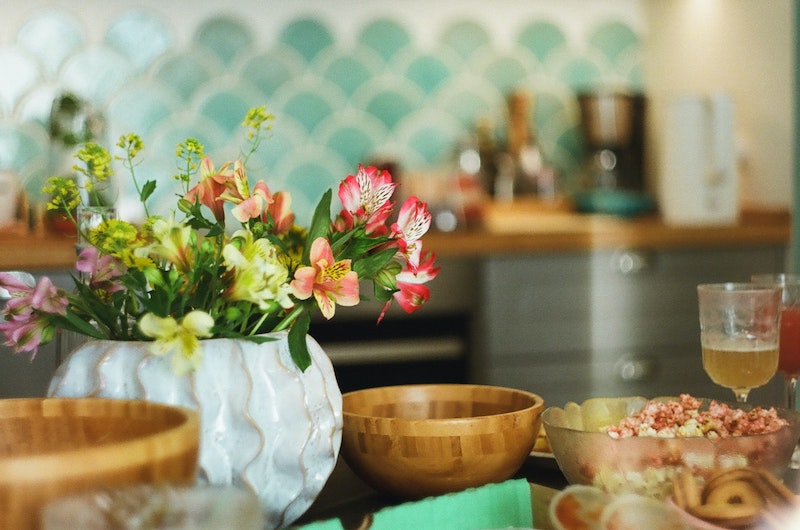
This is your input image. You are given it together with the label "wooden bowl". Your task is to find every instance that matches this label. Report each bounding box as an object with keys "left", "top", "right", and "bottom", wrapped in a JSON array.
[
  {"left": 341, "top": 384, "right": 544, "bottom": 499},
  {"left": 0, "top": 398, "right": 200, "bottom": 530}
]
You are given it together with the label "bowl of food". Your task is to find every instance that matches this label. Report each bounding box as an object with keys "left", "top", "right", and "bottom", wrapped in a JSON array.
[
  {"left": 341, "top": 384, "right": 544, "bottom": 499},
  {"left": 0, "top": 398, "right": 200, "bottom": 530},
  {"left": 542, "top": 394, "right": 800, "bottom": 500}
]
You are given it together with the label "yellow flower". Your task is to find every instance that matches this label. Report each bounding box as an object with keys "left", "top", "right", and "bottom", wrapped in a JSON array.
[
  {"left": 42, "top": 176, "right": 81, "bottom": 212},
  {"left": 138, "top": 310, "right": 214, "bottom": 374},
  {"left": 89, "top": 219, "right": 137, "bottom": 248}
]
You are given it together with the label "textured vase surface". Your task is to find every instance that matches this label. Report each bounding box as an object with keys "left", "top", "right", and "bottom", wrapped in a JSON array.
[{"left": 48, "top": 333, "right": 343, "bottom": 529}]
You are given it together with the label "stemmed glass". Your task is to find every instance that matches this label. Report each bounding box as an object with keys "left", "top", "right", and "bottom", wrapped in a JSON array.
[
  {"left": 752, "top": 274, "right": 800, "bottom": 411},
  {"left": 697, "top": 282, "right": 781, "bottom": 402}
]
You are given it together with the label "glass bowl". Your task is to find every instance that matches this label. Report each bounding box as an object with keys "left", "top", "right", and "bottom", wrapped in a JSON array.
[{"left": 542, "top": 396, "right": 800, "bottom": 499}]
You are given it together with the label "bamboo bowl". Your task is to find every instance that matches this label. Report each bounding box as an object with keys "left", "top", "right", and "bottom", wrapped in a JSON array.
[
  {"left": 0, "top": 398, "right": 200, "bottom": 530},
  {"left": 341, "top": 384, "right": 544, "bottom": 499}
]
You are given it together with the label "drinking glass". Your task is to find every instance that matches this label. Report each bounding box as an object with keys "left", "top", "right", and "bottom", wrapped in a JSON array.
[
  {"left": 697, "top": 282, "right": 781, "bottom": 402},
  {"left": 752, "top": 273, "right": 800, "bottom": 410}
]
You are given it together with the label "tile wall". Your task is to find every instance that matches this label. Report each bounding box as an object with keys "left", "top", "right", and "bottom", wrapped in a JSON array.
[{"left": 0, "top": 4, "right": 643, "bottom": 222}]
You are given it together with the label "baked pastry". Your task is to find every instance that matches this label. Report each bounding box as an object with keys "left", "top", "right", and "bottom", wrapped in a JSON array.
[{"left": 672, "top": 466, "right": 797, "bottom": 529}]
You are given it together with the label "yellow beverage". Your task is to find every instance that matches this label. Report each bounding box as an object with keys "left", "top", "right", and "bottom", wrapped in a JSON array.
[{"left": 702, "top": 345, "right": 779, "bottom": 391}]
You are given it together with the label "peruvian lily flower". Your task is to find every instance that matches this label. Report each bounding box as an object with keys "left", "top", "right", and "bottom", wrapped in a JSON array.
[
  {"left": 392, "top": 196, "right": 433, "bottom": 256},
  {"left": 390, "top": 280, "right": 431, "bottom": 315},
  {"left": 263, "top": 190, "right": 294, "bottom": 235},
  {"left": 148, "top": 214, "right": 194, "bottom": 272},
  {"left": 185, "top": 156, "right": 232, "bottom": 224},
  {"left": 337, "top": 164, "right": 396, "bottom": 235},
  {"left": 377, "top": 245, "right": 439, "bottom": 323},
  {"left": 222, "top": 230, "right": 293, "bottom": 310},
  {"left": 290, "top": 237, "right": 359, "bottom": 319},
  {"left": 0, "top": 273, "right": 67, "bottom": 357},
  {"left": 0, "top": 274, "right": 68, "bottom": 318},
  {"left": 138, "top": 310, "right": 214, "bottom": 374},
  {"left": 220, "top": 160, "right": 273, "bottom": 223},
  {"left": 0, "top": 317, "right": 53, "bottom": 357},
  {"left": 75, "top": 246, "right": 127, "bottom": 293}
]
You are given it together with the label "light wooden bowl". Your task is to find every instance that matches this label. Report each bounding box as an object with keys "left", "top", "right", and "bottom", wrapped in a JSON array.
[
  {"left": 341, "top": 384, "right": 544, "bottom": 499},
  {"left": 0, "top": 398, "right": 200, "bottom": 530}
]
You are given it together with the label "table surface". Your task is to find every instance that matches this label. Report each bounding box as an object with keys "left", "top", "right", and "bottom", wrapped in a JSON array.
[
  {"left": 295, "top": 454, "right": 565, "bottom": 529},
  {"left": 296, "top": 454, "right": 800, "bottom": 529}
]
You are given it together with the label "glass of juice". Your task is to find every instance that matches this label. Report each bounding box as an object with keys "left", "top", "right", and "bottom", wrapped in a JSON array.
[
  {"left": 752, "top": 273, "right": 800, "bottom": 410},
  {"left": 697, "top": 282, "right": 781, "bottom": 402}
]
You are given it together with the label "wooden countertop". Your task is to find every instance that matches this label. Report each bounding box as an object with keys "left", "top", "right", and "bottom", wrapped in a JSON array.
[
  {"left": 0, "top": 224, "right": 78, "bottom": 271},
  {"left": 424, "top": 206, "right": 792, "bottom": 257},
  {"left": 0, "top": 207, "right": 791, "bottom": 270}
]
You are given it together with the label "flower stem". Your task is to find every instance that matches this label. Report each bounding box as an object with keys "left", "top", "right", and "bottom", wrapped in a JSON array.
[{"left": 270, "top": 305, "right": 304, "bottom": 333}]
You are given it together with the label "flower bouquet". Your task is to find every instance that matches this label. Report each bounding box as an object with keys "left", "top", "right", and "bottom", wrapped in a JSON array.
[{"left": 0, "top": 106, "right": 439, "bottom": 373}]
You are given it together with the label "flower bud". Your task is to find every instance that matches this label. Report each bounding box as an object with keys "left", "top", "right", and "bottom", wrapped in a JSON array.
[
  {"left": 375, "top": 262, "right": 401, "bottom": 290},
  {"left": 224, "top": 306, "right": 242, "bottom": 321}
]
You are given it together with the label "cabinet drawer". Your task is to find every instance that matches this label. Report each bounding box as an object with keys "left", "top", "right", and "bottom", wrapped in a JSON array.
[
  {"left": 480, "top": 349, "right": 783, "bottom": 410},
  {"left": 481, "top": 246, "right": 785, "bottom": 357}
]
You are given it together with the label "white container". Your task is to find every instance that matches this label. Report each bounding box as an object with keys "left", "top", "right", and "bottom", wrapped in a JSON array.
[{"left": 658, "top": 93, "right": 738, "bottom": 225}]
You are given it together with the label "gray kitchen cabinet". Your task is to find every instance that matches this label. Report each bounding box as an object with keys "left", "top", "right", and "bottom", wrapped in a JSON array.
[{"left": 473, "top": 246, "right": 786, "bottom": 409}]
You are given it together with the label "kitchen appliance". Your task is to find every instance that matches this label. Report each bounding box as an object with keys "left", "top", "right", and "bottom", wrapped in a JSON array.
[
  {"left": 578, "top": 91, "right": 646, "bottom": 192},
  {"left": 658, "top": 93, "right": 737, "bottom": 225}
]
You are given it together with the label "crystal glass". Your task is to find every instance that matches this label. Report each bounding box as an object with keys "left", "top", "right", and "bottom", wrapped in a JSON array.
[{"left": 697, "top": 282, "right": 781, "bottom": 402}]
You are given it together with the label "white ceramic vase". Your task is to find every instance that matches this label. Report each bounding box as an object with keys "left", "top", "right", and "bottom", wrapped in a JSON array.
[{"left": 47, "top": 333, "right": 343, "bottom": 529}]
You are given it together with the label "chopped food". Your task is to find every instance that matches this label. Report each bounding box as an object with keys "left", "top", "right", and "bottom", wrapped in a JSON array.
[{"left": 604, "top": 394, "right": 789, "bottom": 439}]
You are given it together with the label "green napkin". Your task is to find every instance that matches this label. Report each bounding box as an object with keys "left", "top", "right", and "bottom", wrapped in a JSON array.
[{"left": 298, "top": 478, "right": 533, "bottom": 530}]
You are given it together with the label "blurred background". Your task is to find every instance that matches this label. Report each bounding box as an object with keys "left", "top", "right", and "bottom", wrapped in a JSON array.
[
  {"left": 0, "top": 0, "right": 795, "bottom": 406},
  {"left": 0, "top": 0, "right": 791, "bottom": 223}
]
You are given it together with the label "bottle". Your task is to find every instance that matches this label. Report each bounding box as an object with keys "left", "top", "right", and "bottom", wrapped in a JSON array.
[
  {"left": 504, "top": 90, "right": 557, "bottom": 199},
  {"left": 475, "top": 117, "right": 498, "bottom": 197}
]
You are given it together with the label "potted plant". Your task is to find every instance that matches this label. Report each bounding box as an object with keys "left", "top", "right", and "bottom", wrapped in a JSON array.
[{"left": 0, "top": 106, "right": 439, "bottom": 528}]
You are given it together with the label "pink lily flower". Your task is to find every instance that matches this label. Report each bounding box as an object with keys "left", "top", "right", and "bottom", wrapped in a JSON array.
[
  {"left": 0, "top": 274, "right": 67, "bottom": 357},
  {"left": 377, "top": 245, "right": 439, "bottom": 322},
  {"left": 185, "top": 156, "right": 231, "bottom": 224},
  {"left": 0, "top": 272, "right": 34, "bottom": 298},
  {"left": 391, "top": 280, "right": 431, "bottom": 314},
  {"left": 1, "top": 275, "right": 68, "bottom": 317},
  {"left": 391, "top": 196, "right": 432, "bottom": 256},
  {"left": 403, "top": 244, "right": 440, "bottom": 280},
  {"left": 0, "top": 318, "right": 50, "bottom": 356},
  {"left": 231, "top": 180, "right": 271, "bottom": 222},
  {"left": 290, "top": 237, "right": 360, "bottom": 319},
  {"left": 263, "top": 190, "right": 295, "bottom": 235},
  {"left": 75, "top": 247, "right": 127, "bottom": 293},
  {"left": 220, "top": 161, "right": 274, "bottom": 223},
  {"left": 337, "top": 165, "right": 396, "bottom": 235}
]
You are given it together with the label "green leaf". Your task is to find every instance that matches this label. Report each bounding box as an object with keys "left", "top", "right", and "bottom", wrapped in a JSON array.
[
  {"left": 353, "top": 247, "right": 398, "bottom": 278},
  {"left": 141, "top": 180, "right": 156, "bottom": 202},
  {"left": 288, "top": 311, "right": 312, "bottom": 371},
  {"left": 53, "top": 309, "right": 107, "bottom": 339},
  {"left": 303, "top": 189, "right": 332, "bottom": 264}
]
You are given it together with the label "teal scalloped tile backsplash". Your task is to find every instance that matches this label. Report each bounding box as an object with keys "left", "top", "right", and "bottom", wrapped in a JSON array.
[{"left": 0, "top": 8, "right": 643, "bottom": 222}]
